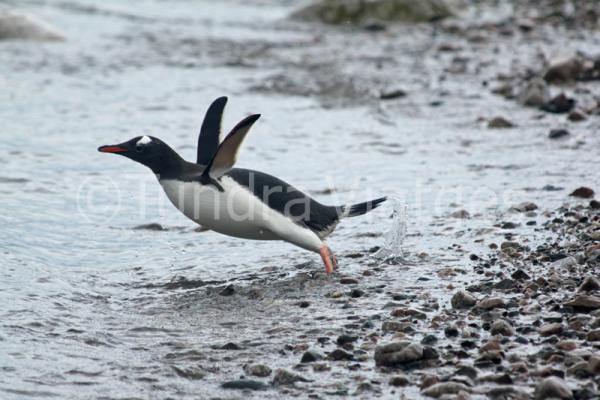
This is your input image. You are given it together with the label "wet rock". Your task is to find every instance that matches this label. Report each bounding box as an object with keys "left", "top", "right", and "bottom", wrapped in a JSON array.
[
  {"left": 133, "top": 223, "right": 164, "bottom": 231},
  {"left": 172, "top": 365, "right": 205, "bottom": 380},
  {"left": 380, "top": 88, "right": 407, "bottom": 100},
  {"left": 544, "top": 57, "right": 583, "bottom": 83},
  {"left": 541, "top": 93, "right": 575, "bottom": 114},
  {"left": 476, "top": 297, "right": 506, "bottom": 310},
  {"left": 539, "top": 323, "right": 564, "bottom": 336},
  {"left": 487, "top": 116, "right": 515, "bottom": 128},
  {"left": 450, "top": 209, "right": 470, "bottom": 219},
  {"left": 590, "top": 200, "right": 600, "bottom": 209},
  {"left": 579, "top": 276, "right": 600, "bottom": 292},
  {"left": 421, "top": 382, "right": 470, "bottom": 398},
  {"left": 220, "top": 342, "right": 242, "bottom": 350},
  {"left": 589, "top": 356, "right": 600, "bottom": 374},
  {"left": 586, "top": 329, "right": 600, "bottom": 341},
  {"left": 569, "top": 187, "right": 595, "bottom": 199},
  {"left": 455, "top": 365, "right": 478, "bottom": 379},
  {"left": 222, "top": 379, "right": 268, "bottom": 391},
  {"left": 510, "top": 202, "right": 538, "bottom": 212},
  {"left": 550, "top": 256, "right": 577, "bottom": 269},
  {"left": 534, "top": 376, "right": 573, "bottom": 400},
  {"left": 292, "top": 0, "right": 455, "bottom": 25},
  {"left": 549, "top": 129, "right": 570, "bottom": 140},
  {"left": 245, "top": 364, "right": 272, "bottom": 377},
  {"left": 501, "top": 222, "right": 518, "bottom": 229},
  {"left": 451, "top": 290, "right": 477, "bottom": 309},
  {"left": 391, "top": 308, "right": 426, "bottom": 319},
  {"left": 337, "top": 334, "right": 358, "bottom": 345},
  {"left": 327, "top": 348, "right": 354, "bottom": 361},
  {"left": 490, "top": 319, "right": 515, "bottom": 336},
  {"left": 389, "top": 374, "right": 409, "bottom": 386},
  {"left": 444, "top": 324, "right": 459, "bottom": 337},
  {"left": 517, "top": 78, "right": 550, "bottom": 107},
  {"left": 219, "top": 284, "right": 235, "bottom": 296},
  {"left": 564, "top": 295, "right": 600, "bottom": 311},
  {"left": 568, "top": 361, "right": 592, "bottom": 378},
  {"left": 374, "top": 341, "right": 424, "bottom": 367},
  {"left": 339, "top": 277, "right": 358, "bottom": 284},
  {"left": 568, "top": 110, "right": 586, "bottom": 122},
  {"left": 300, "top": 350, "right": 323, "bottom": 363},
  {"left": 349, "top": 289, "right": 365, "bottom": 298},
  {"left": 272, "top": 369, "right": 310, "bottom": 386},
  {"left": 511, "top": 269, "right": 530, "bottom": 280},
  {"left": 421, "top": 334, "right": 438, "bottom": 345},
  {"left": 0, "top": 9, "right": 65, "bottom": 41}
]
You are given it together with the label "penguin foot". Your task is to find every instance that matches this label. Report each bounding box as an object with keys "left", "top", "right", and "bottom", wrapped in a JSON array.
[{"left": 320, "top": 245, "right": 337, "bottom": 274}]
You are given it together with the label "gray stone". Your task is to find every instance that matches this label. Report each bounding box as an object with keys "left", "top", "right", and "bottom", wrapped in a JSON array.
[
  {"left": 451, "top": 291, "right": 477, "bottom": 309},
  {"left": 517, "top": 78, "right": 550, "bottom": 107},
  {"left": 490, "top": 319, "right": 515, "bottom": 336},
  {"left": 374, "top": 341, "right": 424, "bottom": 366},
  {"left": 421, "top": 382, "right": 470, "bottom": 398},
  {"left": 534, "top": 376, "right": 573, "bottom": 400}
]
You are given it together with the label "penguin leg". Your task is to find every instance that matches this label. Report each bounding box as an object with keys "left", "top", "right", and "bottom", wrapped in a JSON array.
[{"left": 319, "top": 245, "right": 337, "bottom": 274}]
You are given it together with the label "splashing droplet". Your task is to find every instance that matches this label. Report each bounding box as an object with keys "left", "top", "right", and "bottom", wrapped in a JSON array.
[{"left": 374, "top": 196, "right": 407, "bottom": 262}]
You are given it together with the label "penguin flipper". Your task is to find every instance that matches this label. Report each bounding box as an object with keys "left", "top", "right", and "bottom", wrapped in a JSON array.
[
  {"left": 197, "top": 96, "right": 228, "bottom": 165},
  {"left": 202, "top": 114, "right": 261, "bottom": 180}
]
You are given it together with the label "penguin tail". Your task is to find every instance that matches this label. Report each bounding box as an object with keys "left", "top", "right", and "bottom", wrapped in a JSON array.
[{"left": 341, "top": 196, "right": 387, "bottom": 218}]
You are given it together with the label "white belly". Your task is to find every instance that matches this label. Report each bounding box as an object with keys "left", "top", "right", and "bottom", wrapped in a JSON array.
[{"left": 158, "top": 177, "right": 322, "bottom": 252}]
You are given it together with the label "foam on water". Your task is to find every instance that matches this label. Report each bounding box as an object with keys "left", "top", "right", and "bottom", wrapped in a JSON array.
[{"left": 373, "top": 196, "right": 407, "bottom": 262}]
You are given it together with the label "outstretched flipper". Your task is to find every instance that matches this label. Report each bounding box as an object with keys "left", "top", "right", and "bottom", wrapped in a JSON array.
[
  {"left": 197, "top": 96, "right": 228, "bottom": 165},
  {"left": 200, "top": 114, "right": 261, "bottom": 191}
]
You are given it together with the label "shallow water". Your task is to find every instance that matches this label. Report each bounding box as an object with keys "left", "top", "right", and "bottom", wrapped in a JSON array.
[{"left": 1, "top": 1, "right": 600, "bottom": 398}]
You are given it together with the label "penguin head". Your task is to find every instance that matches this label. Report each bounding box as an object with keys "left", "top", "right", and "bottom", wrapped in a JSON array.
[{"left": 98, "top": 135, "right": 182, "bottom": 174}]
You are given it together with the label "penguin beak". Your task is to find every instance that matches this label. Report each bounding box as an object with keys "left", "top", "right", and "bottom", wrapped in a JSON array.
[{"left": 98, "top": 145, "right": 127, "bottom": 153}]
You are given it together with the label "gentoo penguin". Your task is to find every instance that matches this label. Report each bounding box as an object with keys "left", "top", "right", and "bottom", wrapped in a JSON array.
[{"left": 98, "top": 107, "right": 386, "bottom": 273}]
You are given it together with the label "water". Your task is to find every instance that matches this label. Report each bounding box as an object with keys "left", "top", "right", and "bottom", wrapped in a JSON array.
[{"left": 1, "top": 1, "right": 599, "bottom": 398}]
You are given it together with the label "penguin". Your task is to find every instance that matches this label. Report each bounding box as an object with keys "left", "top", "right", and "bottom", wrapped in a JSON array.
[{"left": 98, "top": 104, "right": 386, "bottom": 273}]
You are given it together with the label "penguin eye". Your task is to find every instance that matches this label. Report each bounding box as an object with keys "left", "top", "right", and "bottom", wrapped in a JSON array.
[{"left": 135, "top": 144, "right": 144, "bottom": 153}]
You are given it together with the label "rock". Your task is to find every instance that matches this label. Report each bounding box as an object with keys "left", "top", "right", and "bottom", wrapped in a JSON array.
[
  {"left": 450, "top": 209, "right": 470, "bottom": 219},
  {"left": 586, "top": 329, "right": 600, "bottom": 341},
  {"left": 389, "top": 375, "right": 409, "bottom": 386},
  {"left": 517, "top": 78, "right": 550, "bottom": 107},
  {"left": 511, "top": 269, "right": 530, "bottom": 280},
  {"left": 444, "top": 325, "right": 459, "bottom": 337},
  {"left": 291, "top": 0, "right": 455, "bottom": 25},
  {"left": 557, "top": 340, "right": 577, "bottom": 351},
  {"left": 539, "top": 323, "right": 564, "bottom": 336},
  {"left": 172, "top": 366, "right": 205, "bottom": 380},
  {"left": 550, "top": 256, "right": 577, "bottom": 269},
  {"left": 219, "top": 285, "right": 235, "bottom": 296},
  {"left": 244, "top": 364, "right": 272, "bottom": 377},
  {"left": 391, "top": 308, "right": 427, "bottom": 319},
  {"left": 0, "top": 9, "right": 65, "bottom": 41},
  {"left": 339, "top": 277, "right": 359, "bottom": 284},
  {"left": 301, "top": 350, "right": 323, "bottom": 363},
  {"left": 568, "top": 361, "right": 592, "bottom": 378},
  {"left": 222, "top": 379, "right": 268, "bottom": 391},
  {"left": 590, "top": 200, "right": 600, "bottom": 209},
  {"left": 589, "top": 356, "right": 600, "bottom": 374},
  {"left": 510, "top": 202, "right": 538, "bottom": 212},
  {"left": 421, "top": 334, "right": 438, "bottom": 345},
  {"left": 336, "top": 334, "right": 358, "bottom": 345},
  {"left": 374, "top": 341, "right": 424, "bottom": 367},
  {"left": 327, "top": 348, "right": 354, "bottom": 361},
  {"left": 490, "top": 319, "right": 515, "bottom": 336},
  {"left": 220, "top": 342, "right": 241, "bottom": 350},
  {"left": 579, "top": 276, "right": 600, "bottom": 292},
  {"left": 421, "top": 382, "right": 470, "bottom": 398},
  {"left": 534, "top": 377, "right": 573, "bottom": 400},
  {"left": 569, "top": 187, "right": 595, "bottom": 198},
  {"left": 476, "top": 297, "right": 506, "bottom": 310},
  {"left": 544, "top": 57, "right": 583, "bottom": 83},
  {"left": 549, "top": 129, "right": 570, "bottom": 140},
  {"left": 541, "top": 93, "right": 575, "bottom": 114},
  {"left": 568, "top": 110, "right": 586, "bottom": 122},
  {"left": 133, "top": 223, "right": 164, "bottom": 230},
  {"left": 451, "top": 291, "right": 477, "bottom": 309},
  {"left": 564, "top": 295, "right": 600, "bottom": 311},
  {"left": 487, "top": 116, "right": 515, "bottom": 128},
  {"left": 380, "top": 88, "right": 407, "bottom": 100},
  {"left": 272, "top": 369, "right": 310, "bottom": 386}
]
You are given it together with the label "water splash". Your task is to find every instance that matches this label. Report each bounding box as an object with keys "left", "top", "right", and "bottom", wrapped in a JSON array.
[{"left": 374, "top": 196, "right": 407, "bottom": 262}]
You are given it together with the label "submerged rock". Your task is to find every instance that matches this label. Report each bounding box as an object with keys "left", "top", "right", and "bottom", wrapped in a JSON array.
[
  {"left": 0, "top": 9, "right": 65, "bottom": 41},
  {"left": 291, "top": 0, "right": 454, "bottom": 25},
  {"left": 222, "top": 379, "right": 268, "bottom": 391}
]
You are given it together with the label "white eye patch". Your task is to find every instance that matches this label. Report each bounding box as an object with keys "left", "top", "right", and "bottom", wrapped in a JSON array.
[{"left": 137, "top": 136, "right": 152, "bottom": 146}]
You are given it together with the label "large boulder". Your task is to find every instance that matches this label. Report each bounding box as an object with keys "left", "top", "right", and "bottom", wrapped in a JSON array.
[
  {"left": 0, "top": 9, "right": 65, "bottom": 41},
  {"left": 291, "top": 0, "right": 454, "bottom": 25}
]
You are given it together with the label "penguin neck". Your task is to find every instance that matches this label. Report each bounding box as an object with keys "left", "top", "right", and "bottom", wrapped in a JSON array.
[{"left": 147, "top": 148, "right": 187, "bottom": 180}]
